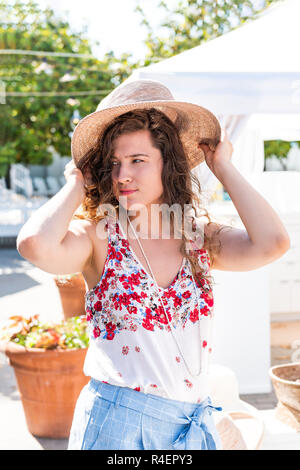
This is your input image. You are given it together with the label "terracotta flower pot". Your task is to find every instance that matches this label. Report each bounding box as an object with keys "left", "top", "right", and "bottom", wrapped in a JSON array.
[
  {"left": 4, "top": 341, "right": 90, "bottom": 438},
  {"left": 269, "top": 362, "right": 300, "bottom": 431},
  {"left": 54, "top": 274, "right": 87, "bottom": 319}
]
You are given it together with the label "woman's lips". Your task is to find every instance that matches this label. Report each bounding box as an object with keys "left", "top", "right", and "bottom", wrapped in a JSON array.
[{"left": 120, "top": 190, "right": 137, "bottom": 195}]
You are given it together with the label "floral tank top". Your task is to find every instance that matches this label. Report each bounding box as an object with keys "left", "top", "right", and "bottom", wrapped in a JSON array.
[{"left": 83, "top": 215, "right": 215, "bottom": 404}]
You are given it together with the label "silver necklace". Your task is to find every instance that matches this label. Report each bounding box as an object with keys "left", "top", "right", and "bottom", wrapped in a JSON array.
[{"left": 125, "top": 214, "right": 210, "bottom": 378}]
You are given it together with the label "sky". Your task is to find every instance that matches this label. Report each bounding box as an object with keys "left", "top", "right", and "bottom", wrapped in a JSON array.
[
  {"left": 37, "top": 0, "right": 266, "bottom": 62},
  {"left": 38, "top": 0, "right": 176, "bottom": 62}
]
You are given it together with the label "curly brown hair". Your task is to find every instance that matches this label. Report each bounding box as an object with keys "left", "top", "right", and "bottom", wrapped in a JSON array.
[{"left": 73, "top": 108, "right": 224, "bottom": 292}]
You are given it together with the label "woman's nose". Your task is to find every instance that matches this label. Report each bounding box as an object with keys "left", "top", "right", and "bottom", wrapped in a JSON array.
[{"left": 114, "top": 165, "right": 133, "bottom": 184}]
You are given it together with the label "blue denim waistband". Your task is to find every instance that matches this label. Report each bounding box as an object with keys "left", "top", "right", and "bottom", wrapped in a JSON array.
[{"left": 88, "top": 378, "right": 222, "bottom": 450}]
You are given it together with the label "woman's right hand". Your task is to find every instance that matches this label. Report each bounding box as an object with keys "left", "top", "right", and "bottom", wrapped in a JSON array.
[{"left": 64, "top": 160, "right": 92, "bottom": 190}]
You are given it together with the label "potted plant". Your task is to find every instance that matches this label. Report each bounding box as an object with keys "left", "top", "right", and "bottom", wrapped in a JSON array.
[
  {"left": 53, "top": 272, "right": 87, "bottom": 319},
  {"left": 0, "top": 315, "right": 90, "bottom": 439}
]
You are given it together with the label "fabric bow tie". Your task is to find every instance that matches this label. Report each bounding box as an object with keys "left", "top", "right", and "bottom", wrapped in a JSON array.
[{"left": 172, "top": 397, "right": 222, "bottom": 450}]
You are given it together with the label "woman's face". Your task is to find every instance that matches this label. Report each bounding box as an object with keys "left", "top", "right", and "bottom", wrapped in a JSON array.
[{"left": 111, "top": 129, "right": 164, "bottom": 211}]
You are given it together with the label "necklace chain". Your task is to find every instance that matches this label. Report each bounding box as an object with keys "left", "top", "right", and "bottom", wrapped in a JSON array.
[{"left": 126, "top": 214, "right": 208, "bottom": 378}]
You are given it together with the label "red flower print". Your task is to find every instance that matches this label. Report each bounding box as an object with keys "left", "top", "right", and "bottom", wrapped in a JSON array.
[
  {"left": 142, "top": 318, "right": 154, "bottom": 331},
  {"left": 169, "top": 289, "right": 177, "bottom": 298},
  {"left": 202, "top": 340, "right": 207, "bottom": 348},
  {"left": 209, "top": 347, "right": 212, "bottom": 354},
  {"left": 131, "top": 273, "right": 141, "bottom": 286},
  {"left": 102, "top": 381, "right": 108, "bottom": 384},
  {"left": 115, "top": 251, "right": 123, "bottom": 262},
  {"left": 182, "top": 290, "right": 191, "bottom": 299},
  {"left": 121, "top": 293, "right": 131, "bottom": 306},
  {"left": 184, "top": 379, "right": 193, "bottom": 388},
  {"left": 129, "top": 324, "right": 137, "bottom": 332},
  {"left": 106, "top": 322, "right": 116, "bottom": 340},
  {"left": 175, "top": 356, "right": 181, "bottom": 363},
  {"left": 113, "top": 301, "right": 122, "bottom": 311},
  {"left": 94, "top": 301, "right": 102, "bottom": 311},
  {"left": 106, "top": 268, "right": 115, "bottom": 278},
  {"left": 135, "top": 346, "right": 140, "bottom": 352},
  {"left": 150, "top": 384, "right": 157, "bottom": 388},
  {"left": 110, "top": 246, "right": 117, "bottom": 260},
  {"left": 200, "top": 305, "right": 210, "bottom": 317},
  {"left": 93, "top": 326, "right": 101, "bottom": 338},
  {"left": 121, "top": 238, "right": 129, "bottom": 249},
  {"left": 86, "top": 312, "right": 92, "bottom": 322},
  {"left": 155, "top": 305, "right": 167, "bottom": 324},
  {"left": 106, "top": 322, "right": 116, "bottom": 332},
  {"left": 174, "top": 296, "right": 182, "bottom": 308},
  {"left": 190, "top": 308, "right": 199, "bottom": 323},
  {"left": 101, "top": 278, "right": 109, "bottom": 292},
  {"left": 130, "top": 291, "right": 142, "bottom": 303},
  {"left": 134, "top": 387, "right": 141, "bottom": 392},
  {"left": 122, "top": 346, "right": 129, "bottom": 355},
  {"left": 196, "top": 277, "right": 206, "bottom": 289},
  {"left": 127, "top": 305, "right": 137, "bottom": 315},
  {"left": 201, "top": 291, "right": 214, "bottom": 307}
]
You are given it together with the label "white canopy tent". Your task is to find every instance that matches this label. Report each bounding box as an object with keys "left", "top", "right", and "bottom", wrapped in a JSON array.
[{"left": 127, "top": 0, "right": 300, "bottom": 200}]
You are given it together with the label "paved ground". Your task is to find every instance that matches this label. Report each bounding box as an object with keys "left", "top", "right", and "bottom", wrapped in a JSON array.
[
  {"left": 0, "top": 248, "right": 292, "bottom": 450},
  {"left": 0, "top": 248, "right": 69, "bottom": 449}
]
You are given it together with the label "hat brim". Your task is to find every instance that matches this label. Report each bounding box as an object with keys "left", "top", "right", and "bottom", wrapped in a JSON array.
[
  {"left": 215, "top": 407, "right": 265, "bottom": 450},
  {"left": 71, "top": 100, "right": 221, "bottom": 170}
]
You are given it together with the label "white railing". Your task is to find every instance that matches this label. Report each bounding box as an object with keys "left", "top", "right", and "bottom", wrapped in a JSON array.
[{"left": 10, "top": 164, "right": 33, "bottom": 198}]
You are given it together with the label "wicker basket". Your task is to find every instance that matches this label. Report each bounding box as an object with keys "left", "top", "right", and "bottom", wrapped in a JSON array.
[{"left": 269, "top": 362, "right": 300, "bottom": 431}]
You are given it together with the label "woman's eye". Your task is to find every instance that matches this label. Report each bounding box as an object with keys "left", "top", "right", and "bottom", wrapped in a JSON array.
[{"left": 111, "top": 159, "right": 143, "bottom": 166}]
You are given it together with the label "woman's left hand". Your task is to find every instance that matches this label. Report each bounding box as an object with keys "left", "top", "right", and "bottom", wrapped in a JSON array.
[{"left": 199, "top": 128, "right": 233, "bottom": 174}]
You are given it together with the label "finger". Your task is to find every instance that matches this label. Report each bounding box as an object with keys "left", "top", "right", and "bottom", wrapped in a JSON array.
[
  {"left": 221, "top": 127, "right": 229, "bottom": 142},
  {"left": 198, "top": 143, "right": 210, "bottom": 151}
]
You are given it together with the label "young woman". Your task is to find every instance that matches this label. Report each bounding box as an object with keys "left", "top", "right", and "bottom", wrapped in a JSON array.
[{"left": 17, "top": 80, "right": 290, "bottom": 450}]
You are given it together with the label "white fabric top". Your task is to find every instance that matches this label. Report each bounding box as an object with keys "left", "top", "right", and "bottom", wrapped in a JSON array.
[{"left": 83, "top": 215, "right": 215, "bottom": 404}]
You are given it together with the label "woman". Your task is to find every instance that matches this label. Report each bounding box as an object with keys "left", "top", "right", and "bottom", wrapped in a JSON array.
[{"left": 17, "top": 80, "right": 290, "bottom": 450}]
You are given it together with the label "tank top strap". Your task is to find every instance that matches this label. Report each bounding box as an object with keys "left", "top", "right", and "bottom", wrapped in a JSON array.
[
  {"left": 103, "top": 214, "right": 133, "bottom": 272},
  {"left": 104, "top": 214, "right": 118, "bottom": 242}
]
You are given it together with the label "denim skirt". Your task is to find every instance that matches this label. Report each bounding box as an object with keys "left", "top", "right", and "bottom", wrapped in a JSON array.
[{"left": 68, "top": 378, "right": 223, "bottom": 450}]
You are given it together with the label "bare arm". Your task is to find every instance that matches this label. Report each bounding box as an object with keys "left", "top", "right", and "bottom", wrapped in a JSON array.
[
  {"left": 199, "top": 130, "right": 290, "bottom": 272},
  {"left": 17, "top": 161, "right": 93, "bottom": 274}
]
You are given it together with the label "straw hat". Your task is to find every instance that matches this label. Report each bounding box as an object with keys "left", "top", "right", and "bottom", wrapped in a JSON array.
[
  {"left": 209, "top": 364, "right": 265, "bottom": 450},
  {"left": 71, "top": 79, "right": 221, "bottom": 169}
]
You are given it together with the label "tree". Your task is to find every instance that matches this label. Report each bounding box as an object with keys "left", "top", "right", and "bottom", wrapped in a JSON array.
[
  {"left": 0, "top": 0, "right": 138, "bottom": 181},
  {"left": 135, "top": 0, "right": 281, "bottom": 66}
]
